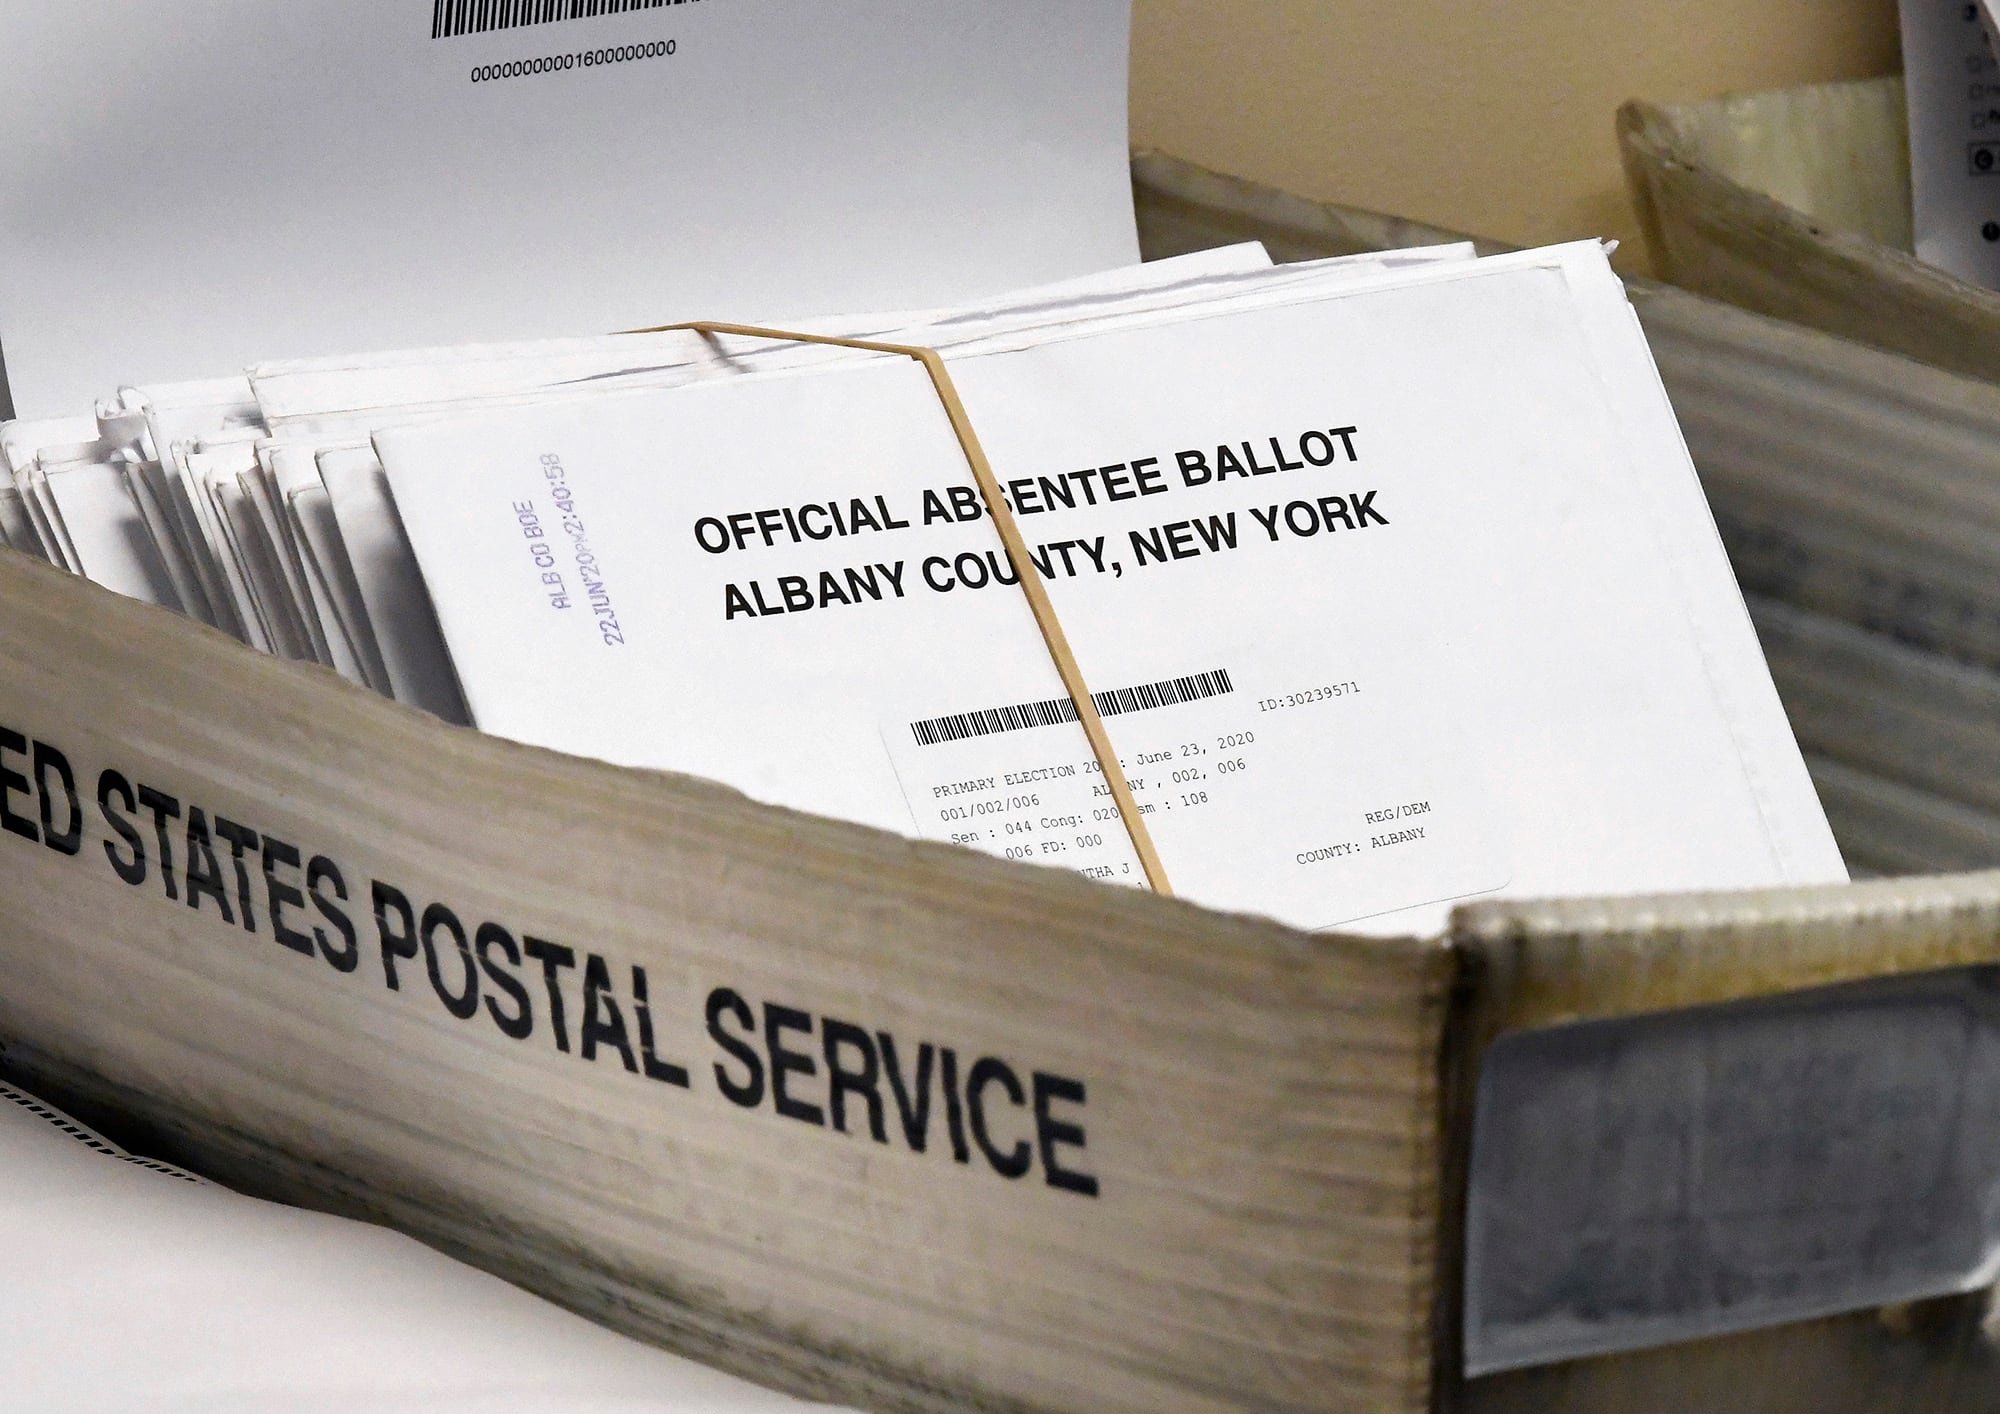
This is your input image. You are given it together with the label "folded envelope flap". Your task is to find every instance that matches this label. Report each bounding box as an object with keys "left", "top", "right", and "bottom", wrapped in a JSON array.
[{"left": 0, "top": 544, "right": 1457, "bottom": 1414}]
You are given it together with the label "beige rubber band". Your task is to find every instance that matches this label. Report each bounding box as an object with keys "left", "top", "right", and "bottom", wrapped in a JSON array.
[{"left": 632, "top": 320, "right": 1173, "bottom": 896}]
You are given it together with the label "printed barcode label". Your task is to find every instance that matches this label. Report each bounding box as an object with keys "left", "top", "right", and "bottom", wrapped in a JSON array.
[
  {"left": 432, "top": 0, "right": 693, "bottom": 41},
  {"left": 910, "top": 669, "right": 1235, "bottom": 747}
]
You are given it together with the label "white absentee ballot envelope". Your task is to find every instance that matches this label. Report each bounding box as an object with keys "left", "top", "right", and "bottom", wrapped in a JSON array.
[
  {"left": 376, "top": 242, "right": 1846, "bottom": 938},
  {"left": 0, "top": 0, "right": 1137, "bottom": 416}
]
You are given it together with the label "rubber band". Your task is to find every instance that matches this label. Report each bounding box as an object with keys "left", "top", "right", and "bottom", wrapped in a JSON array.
[{"left": 629, "top": 320, "right": 1173, "bottom": 896}]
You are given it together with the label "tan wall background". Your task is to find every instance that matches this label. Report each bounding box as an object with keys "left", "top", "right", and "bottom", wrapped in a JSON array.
[{"left": 1130, "top": 0, "right": 1902, "bottom": 270}]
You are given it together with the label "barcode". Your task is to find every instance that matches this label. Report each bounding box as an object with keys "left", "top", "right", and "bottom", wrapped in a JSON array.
[
  {"left": 910, "top": 669, "right": 1235, "bottom": 747},
  {"left": 432, "top": 0, "right": 691, "bottom": 40}
]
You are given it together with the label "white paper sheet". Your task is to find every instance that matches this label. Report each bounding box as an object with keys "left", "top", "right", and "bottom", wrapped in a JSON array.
[
  {"left": 0, "top": 1082, "right": 838, "bottom": 1412},
  {"left": 0, "top": 0, "right": 1136, "bottom": 417}
]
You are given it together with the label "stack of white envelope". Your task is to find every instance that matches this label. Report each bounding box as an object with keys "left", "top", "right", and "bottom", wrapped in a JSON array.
[
  {"left": 2, "top": 245, "right": 1293, "bottom": 717},
  {"left": 0, "top": 238, "right": 1851, "bottom": 938}
]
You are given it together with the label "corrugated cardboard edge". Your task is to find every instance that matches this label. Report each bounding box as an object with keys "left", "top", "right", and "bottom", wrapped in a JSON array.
[
  {"left": 0, "top": 542, "right": 1457, "bottom": 1414},
  {"left": 1454, "top": 872, "right": 2000, "bottom": 1039},
  {"left": 1616, "top": 82, "right": 2000, "bottom": 385},
  {"left": 1130, "top": 151, "right": 1509, "bottom": 265}
]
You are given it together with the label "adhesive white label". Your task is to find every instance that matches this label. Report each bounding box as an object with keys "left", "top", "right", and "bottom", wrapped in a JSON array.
[{"left": 882, "top": 641, "right": 1509, "bottom": 931}]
